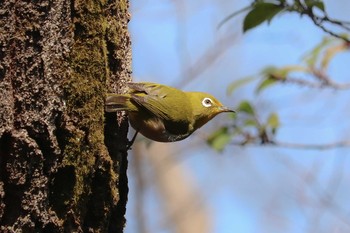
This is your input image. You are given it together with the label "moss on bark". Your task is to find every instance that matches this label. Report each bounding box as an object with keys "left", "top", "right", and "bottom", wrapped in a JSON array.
[{"left": 0, "top": 0, "right": 131, "bottom": 232}]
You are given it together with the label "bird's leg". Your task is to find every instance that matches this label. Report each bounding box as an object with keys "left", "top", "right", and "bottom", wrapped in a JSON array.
[{"left": 126, "top": 130, "right": 139, "bottom": 150}]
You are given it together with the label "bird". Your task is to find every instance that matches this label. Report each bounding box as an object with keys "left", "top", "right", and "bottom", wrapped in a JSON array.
[{"left": 105, "top": 82, "right": 234, "bottom": 145}]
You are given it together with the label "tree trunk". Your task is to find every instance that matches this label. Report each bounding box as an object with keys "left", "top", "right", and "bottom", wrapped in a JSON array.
[{"left": 0, "top": 0, "right": 131, "bottom": 232}]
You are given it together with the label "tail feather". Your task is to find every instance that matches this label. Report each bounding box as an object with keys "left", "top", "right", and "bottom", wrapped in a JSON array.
[{"left": 105, "top": 94, "right": 130, "bottom": 112}]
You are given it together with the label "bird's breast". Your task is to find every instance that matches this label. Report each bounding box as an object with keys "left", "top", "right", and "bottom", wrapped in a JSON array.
[{"left": 128, "top": 113, "right": 192, "bottom": 142}]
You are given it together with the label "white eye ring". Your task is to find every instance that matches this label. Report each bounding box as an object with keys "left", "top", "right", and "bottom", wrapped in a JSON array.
[{"left": 202, "top": 97, "right": 213, "bottom": 107}]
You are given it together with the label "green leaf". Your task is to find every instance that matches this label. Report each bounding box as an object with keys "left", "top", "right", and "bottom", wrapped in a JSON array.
[
  {"left": 218, "top": 5, "right": 252, "bottom": 29},
  {"left": 227, "top": 76, "right": 256, "bottom": 95},
  {"left": 228, "top": 112, "right": 237, "bottom": 119},
  {"left": 305, "top": 0, "right": 325, "bottom": 12},
  {"left": 256, "top": 65, "right": 308, "bottom": 93},
  {"left": 261, "top": 65, "right": 278, "bottom": 74},
  {"left": 207, "top": 127, "right": 231, "bottom": 152},
  {"left": 267, "top": 112, "right": 280, "bottom": 134},
  {"left": 244, "top": 119, "right": 258, "bottom": 127},
  {"left": 321, "top": 43, "right": 348, "bottom": 70},
  {"left": 303, "top": 37, "right": 334, "bottom": 67},
  {"left": 238, "top": 101, "right": 255, "bottom": 115},
  {"left": 314, "top": 2, "right": 325, "bottom": 12},
  {"left": 243, "top": 2, "right": 284, "bottom": 32},
  {"left": 266, "top": 65, "right": 308, "bottom": 78},
  {"left": 262, "top": 66, "right": 283, "bottom": 79},
  {"left": 256, "top": 78, "right": 277, "bottom": 93},
  {"left": 276, "top": 66, "right": 307, "bottom": 77}
]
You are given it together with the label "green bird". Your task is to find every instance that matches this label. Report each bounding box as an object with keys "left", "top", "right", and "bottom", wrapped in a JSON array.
[{"left": 106, "top": 82, "right": 234, "bottom": 143}]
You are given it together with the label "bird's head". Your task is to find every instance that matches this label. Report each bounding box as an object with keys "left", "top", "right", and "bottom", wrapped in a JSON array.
[{"left": 187, "top": 92, "right": 234, "bottom": 130}]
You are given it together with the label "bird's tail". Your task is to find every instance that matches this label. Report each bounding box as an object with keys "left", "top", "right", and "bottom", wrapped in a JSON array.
[{"left": 105, "top": 94, "right": 130, "bottom": 112}]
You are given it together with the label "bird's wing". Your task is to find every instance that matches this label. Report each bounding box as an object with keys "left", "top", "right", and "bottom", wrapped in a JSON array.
[
  {"left": 128, "top": 82, "right": 166, "bottom": 98},
  {"left": 105, "top": 94, "right": 130, "bottom": 112},
  {"left": 128, "top": 82, "right": 191, "bottom": 122},
  {"left": 127, "top": 82, "right": 194, "bottom": 136}
]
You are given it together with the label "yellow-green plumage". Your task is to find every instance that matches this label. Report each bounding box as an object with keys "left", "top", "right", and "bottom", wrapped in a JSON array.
[{"left": 106, "top": 82, "right": 234, "bottom": 142}]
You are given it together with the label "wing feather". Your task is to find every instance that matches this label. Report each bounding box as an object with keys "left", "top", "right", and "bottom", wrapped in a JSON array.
[{"left": 127, "top": 82, "right": 193, "bottom": 134}]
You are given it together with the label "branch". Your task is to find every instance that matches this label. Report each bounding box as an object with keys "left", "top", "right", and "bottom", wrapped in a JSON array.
[
  {"left": 320, "top": 16, "right": 350, "bottom": 31},
  {"left": 272, "top": 140, "right": 350, "bottom": 150},
  {"left": 231, "top": 140, "right": 350, "bottom": 150},
  {"left": 269, "top": 69, "right": 350, "bottom": 90},
  {"left": 308, "top": 15, "right": 350, "bottom": 43},
  {"left": 294, "top": 1, "right": 350, "bottom": 43},
  {"left": 283, "top": 76, "right": 350, "bottom": 90}
]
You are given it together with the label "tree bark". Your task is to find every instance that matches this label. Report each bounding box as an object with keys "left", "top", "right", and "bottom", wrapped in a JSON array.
[{"left": 0, "top": 0, "right": 131, "bottom": 232}]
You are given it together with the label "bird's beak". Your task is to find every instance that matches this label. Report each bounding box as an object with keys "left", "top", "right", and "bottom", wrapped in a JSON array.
[{"left": 219, "top": 106, "right": 235, "bottom": 113}]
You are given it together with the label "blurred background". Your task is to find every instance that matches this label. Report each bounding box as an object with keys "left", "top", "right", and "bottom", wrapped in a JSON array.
[{"left": 125, "top": 1, "right": 350, "bottom": 233}]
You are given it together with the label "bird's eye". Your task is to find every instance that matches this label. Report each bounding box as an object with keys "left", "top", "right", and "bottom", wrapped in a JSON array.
[{"left": 202, "top": 97, "right": 213, "bottom": 107}]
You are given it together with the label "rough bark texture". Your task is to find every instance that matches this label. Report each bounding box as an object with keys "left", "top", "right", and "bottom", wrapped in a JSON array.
[{"left": 0, "top": 0, "right": 131, "bottom": 232}]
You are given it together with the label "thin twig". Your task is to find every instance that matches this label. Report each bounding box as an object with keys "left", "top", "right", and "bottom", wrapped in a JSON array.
[
  {"left": 309, "top": 15, "right": 350, "bottom": 43},
  {"left": 278, "top": 76, "right": 350, "bottom": 90},
  {"left": 217, "top": 5, "right": 252, "bottom": 29},
  {"left": 318, "top": 15, "right": 350, "bottom": 31},
  {"left": 231, "top": 140, "right": 350, "bottom": 150},
  {"left": 273, "top": 140, "right": 350, "bottom": 150},
  {"left": 293, "top": 1, "right": 350, "bottom": 43}
]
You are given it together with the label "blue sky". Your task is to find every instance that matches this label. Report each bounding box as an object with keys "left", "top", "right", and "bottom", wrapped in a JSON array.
[{"left": 125, "top": 1, "right": 350, "bottom": 233}]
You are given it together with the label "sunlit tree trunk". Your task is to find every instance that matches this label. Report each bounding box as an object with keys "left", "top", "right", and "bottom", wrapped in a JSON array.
[{"left": 0, "top": 0, "right": 131, "bottom": 232}]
